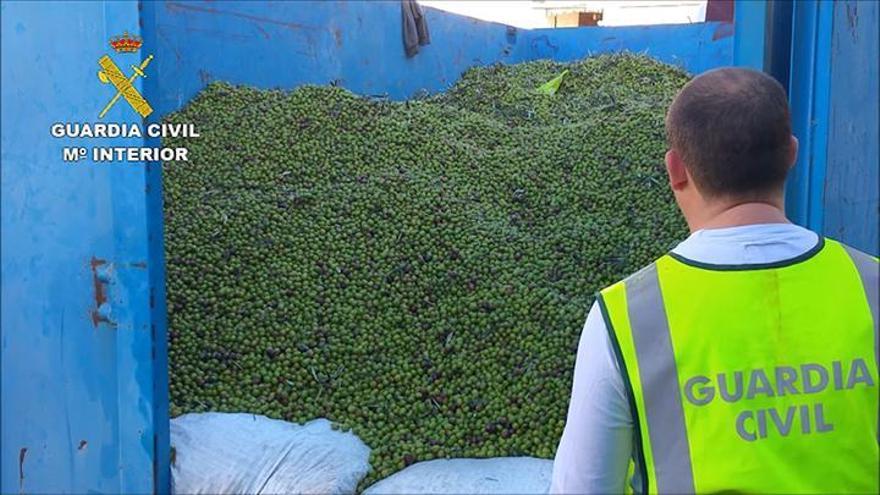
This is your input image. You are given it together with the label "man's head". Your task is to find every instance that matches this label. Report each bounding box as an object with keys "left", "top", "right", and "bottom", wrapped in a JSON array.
[{"left": 664, "top": 67, "right": 798, "bottom": 227}]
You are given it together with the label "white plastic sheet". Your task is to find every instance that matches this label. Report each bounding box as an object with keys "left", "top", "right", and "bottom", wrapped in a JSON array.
[
  {"left": 363, "top": 457, "right": 553, "bottom": 495},
  {"left": 170, "top": 413, "right": 371, "bottom": 494}
]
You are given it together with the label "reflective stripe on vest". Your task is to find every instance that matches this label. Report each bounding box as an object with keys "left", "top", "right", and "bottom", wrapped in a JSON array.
[
  {"left": 600, "top": 238, "right": 880, "bottom": 494},
  {"left": 841, "top": 243, "right": 880, "bottom": 444},
  {"left": 841, "top": 244, "right": 880, "bottom": 371},
  {"left": 626, "top": 263, "right": 694, "bottom": 493}
]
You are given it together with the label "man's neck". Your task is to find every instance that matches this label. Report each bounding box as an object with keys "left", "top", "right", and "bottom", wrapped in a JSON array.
[{"left": 690, "top": 201, "right": 790, "bottom": 232}]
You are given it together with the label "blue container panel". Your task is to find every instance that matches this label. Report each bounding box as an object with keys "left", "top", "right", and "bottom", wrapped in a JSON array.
[
  {"left": 0, "top": 1, "right": 168, "bottom": 493},
  {"left": 823, "top": 0, "right": 879, "bottom": 255},
  {"left": 529, "top": 21, "right": 733, "bottom": 75},
  {"left": 140, "top": 0, "right": 530, "bottom": 116},
  {"left": 786, "top": 0, "right": 833, "bottom": 235},
  {"left": 142, "top": 0, "right": 733, "bottom": 119}
]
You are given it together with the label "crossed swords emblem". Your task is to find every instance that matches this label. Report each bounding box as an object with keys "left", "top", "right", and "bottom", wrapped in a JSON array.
[{"left": 97, "top": 54, "right": 154, "bottom": 118}]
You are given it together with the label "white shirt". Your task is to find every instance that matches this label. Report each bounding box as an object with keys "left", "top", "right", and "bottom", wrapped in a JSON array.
[{"left": 550, "top": 223, "right": 820, "bottom": 494}]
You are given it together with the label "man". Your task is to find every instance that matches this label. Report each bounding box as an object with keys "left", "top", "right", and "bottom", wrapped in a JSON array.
[{"left": 551, "top": 67, "right": 878, "bottom": 494}]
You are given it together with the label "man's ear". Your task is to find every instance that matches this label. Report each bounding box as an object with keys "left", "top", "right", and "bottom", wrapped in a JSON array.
[
  {"left": 665, "top": 149, "right": 689, "bottom": 191},
  {"left": 788, "top": 135, "right": 799, "bottom": 170}
]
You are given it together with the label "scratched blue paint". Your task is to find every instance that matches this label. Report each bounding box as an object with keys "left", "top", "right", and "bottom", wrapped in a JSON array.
[
  {"left": 0, "top": 1, "right": 167, "bottom": 493},
  {"left": 739, "top": 0, "right": 877, "bottom": 255},
  {"left": 822, "top": 0, "right": 879, "bottom": 255},
  {"left": 140, "top": 0, "right": 528, "bottom": 115},
  {"left": 141, "top": 0, "right": 733, "bottom": 118}
]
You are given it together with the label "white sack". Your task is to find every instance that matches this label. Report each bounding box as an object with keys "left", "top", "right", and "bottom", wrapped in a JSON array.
[
  {"left": 171, "top": 413, "right": 371, "bottom": 494},
  {"left": 364, "top": 457, "right": 553, "bottom": 495}
]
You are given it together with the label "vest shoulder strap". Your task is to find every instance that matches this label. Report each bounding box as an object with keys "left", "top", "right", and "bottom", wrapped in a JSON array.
[
  {"left": 835, "top": 239, "right": 879, "bottom": 374},
  {"left": 599, "top": 260, "right": 695, "bottom": 494}
]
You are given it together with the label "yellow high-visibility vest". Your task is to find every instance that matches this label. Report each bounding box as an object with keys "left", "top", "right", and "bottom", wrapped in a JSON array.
[{"left": 600, "top": 237, "right": 879, "bottom": 494}]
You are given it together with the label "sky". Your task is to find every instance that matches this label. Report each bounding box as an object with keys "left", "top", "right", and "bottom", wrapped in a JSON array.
[{"left": 419, "top": 1, "right": 709, "bottom": 28}]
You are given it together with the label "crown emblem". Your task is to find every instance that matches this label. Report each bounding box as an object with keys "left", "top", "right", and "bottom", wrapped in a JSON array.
[{"left": 109, "top": 31, "right": 142, "bottom": 53}]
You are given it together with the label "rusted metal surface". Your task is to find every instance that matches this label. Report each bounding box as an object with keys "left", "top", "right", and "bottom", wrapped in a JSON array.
[
  {"left": 712, "top": 21, "right": 735, "bottom": 41},
  {"left": 2, "top": 2, "right": 166, "bottom": 492},
  {"left": 89, "top": 258, "right": 108, "bottom": 327},
  {"left": 89, "top": 258, "right": 118, "bottom": 327}
]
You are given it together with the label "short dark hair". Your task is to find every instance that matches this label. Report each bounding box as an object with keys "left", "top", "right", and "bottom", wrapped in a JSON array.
[{"left": 665, "top": 67, "right": 793, "bottom": 198}]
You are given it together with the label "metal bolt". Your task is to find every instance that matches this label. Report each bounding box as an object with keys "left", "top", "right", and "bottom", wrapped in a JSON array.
[
  {"left": 96, "top": 302, "right": 112, "bottom": 322},
  {"left": 96, "top": 264, "right": 113, "bottom": 283}
]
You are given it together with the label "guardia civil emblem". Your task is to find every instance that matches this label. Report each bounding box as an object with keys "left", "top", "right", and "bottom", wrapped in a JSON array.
[{"left": 97, "top": 31, "right": 154, "bottom": 118}]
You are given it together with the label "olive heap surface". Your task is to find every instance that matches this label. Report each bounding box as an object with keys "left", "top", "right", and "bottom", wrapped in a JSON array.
[{"left": 164, "top": 53, "right": 690, "bottom": 486}]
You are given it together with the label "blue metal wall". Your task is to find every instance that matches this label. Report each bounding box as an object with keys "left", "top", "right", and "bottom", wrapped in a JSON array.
[
  {"left": 823, "top": 0, "right": 879, "bottom": 255},
  {"left": 141, "top": 0, "right": 733, "bottom": 118},
  {"left": 528, "top": 21, "right": 733, "bottom": 75},
  {"left": 786, "top": 0, "right": 834, "bottom": 237},
  {"left": 0, "top": 1, "right": 169, "bottom": 493},
  {"left": 140, "top": 0, "right": 530, "bottom": 116},
  {"left": 786, "top": 0, "right": 879, "bottom": 255},
  {"left": 0, "top": 2, "right": 739, "bottom": 492}
]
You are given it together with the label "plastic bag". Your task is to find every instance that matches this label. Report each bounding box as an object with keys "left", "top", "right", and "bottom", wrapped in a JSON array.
[
  {"left": 364, "top": 457, "right": 552, "bottom": 494},
  {"left": 536, "top": 70, "right": 569, "bottom": 96},
  {"left": 171, "top": 413, "right": 371, "bottom": 494}
]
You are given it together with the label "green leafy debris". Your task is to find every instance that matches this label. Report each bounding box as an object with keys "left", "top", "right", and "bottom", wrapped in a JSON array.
[{"left": 536, "top": 69, "right": 569, "bottom": 96}]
